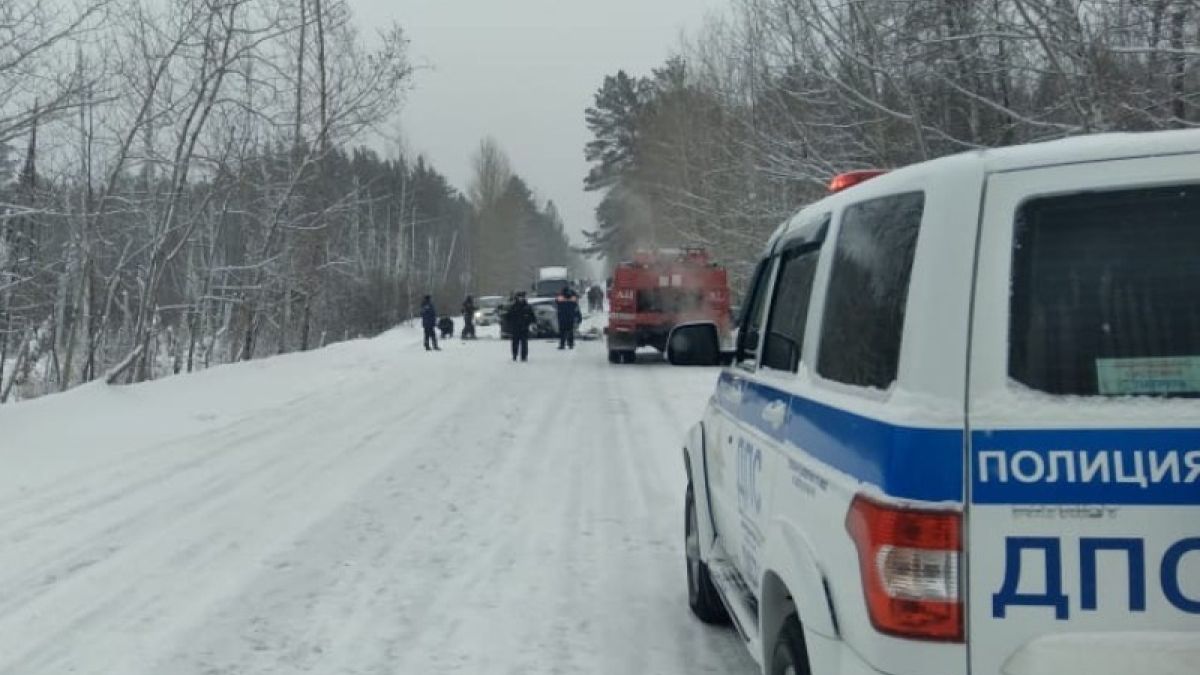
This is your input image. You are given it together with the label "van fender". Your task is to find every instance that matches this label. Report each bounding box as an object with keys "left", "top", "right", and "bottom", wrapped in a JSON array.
[
  {"left": 759, "top": 516, "right": 838, "bottom": 661},
  {"left": 683, "top": 420, "right": 718, "bottom": 560}
]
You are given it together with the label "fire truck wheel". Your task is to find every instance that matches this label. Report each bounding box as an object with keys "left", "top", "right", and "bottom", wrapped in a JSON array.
[{"left": 608, "top": 350, "right": 619, "bottom": 363}]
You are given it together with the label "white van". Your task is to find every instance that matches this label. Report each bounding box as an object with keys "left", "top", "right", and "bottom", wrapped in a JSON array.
[{"left": 668, "top": 130, "right": 1200, "bottom": 675}]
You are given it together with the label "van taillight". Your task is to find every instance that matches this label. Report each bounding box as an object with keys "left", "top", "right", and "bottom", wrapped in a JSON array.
[{"left": 845, "top": 494, "right": 963, "bottom": 642}]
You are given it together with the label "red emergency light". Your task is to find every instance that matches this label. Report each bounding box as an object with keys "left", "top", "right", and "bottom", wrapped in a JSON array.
[{"left": 829, "top": 170, "right": 888, "bottom": 193}]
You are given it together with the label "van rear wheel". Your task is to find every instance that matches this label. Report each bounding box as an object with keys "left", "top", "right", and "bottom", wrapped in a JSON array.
[
  {"left": 769, "top": 615, "right": 811, "bottom": 675},
  {"left": 685, "top": 484, "right": 727, "bottom": 624}
]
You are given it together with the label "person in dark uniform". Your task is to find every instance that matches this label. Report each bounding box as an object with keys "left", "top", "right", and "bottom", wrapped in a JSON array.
[
  {"left": 420, "top": 295, "right": 440, "bottom": 351},
  {"left": 438, "top": 315, "right": 454, "bottom": 339},
  {"left": 461, "top": 296, "right": 477, "bottom": 340},
  {"left": 505, "top": 292, "right": 535, "bottom": 362},
  {"left": 588, "top": 285, "right": 604, "bottom": 313},
  {"left": 556, "top": 287, "right": 582, "bottom": 350}
]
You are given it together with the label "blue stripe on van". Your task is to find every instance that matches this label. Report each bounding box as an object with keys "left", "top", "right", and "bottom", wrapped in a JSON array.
[
  {"left": 741, "top": 378, "right": 791, "bottom": 443},
  {"left": 971, "top": 429, "right": 1200, "bottom": 505},
  {"left": 718, "top": 372, "right": 964, "bottom": 503}
]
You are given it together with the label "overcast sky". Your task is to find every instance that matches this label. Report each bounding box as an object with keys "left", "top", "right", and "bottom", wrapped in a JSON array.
[{"left": 354, "top": 0, "right": 726, "bottom": 245}]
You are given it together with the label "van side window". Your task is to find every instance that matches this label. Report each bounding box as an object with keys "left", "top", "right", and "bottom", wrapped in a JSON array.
[
  {"left": 762, "top": 248, "right": 820, "bottom": 373},
  {"left": 817, "top": 192, "right": 925, "bottom": 389},
  {"left": 736, "top": 258, "right": 774, "bottom": 369},
  {"left": 1010, "top": 184, "right": 1200, "bottom": 397}
]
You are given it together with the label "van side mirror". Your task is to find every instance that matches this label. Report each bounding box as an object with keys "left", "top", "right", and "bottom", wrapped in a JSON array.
[
  {"left": 738, "top": 326, "right": 760, "bottom": 360},
  {"left": 667, "top": 322, "right": 724, "bottom": 366}
]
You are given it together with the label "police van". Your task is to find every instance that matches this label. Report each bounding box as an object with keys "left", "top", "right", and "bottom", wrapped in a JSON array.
[{"left": 668, "top": 130, "right": 1200, "bottom": 675}]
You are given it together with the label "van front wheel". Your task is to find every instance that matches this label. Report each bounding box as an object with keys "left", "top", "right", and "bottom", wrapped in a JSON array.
[
  {"left": 769, "top": 615, "right": 811, "bottom": 675},
  {"left": 685, "top": 485, "right": 727, "bottom": 624}
]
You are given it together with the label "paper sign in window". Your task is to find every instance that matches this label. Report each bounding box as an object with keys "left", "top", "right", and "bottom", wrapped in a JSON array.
[{"left": 1095, "top": 356, "right": 1200, "bottom": 396}]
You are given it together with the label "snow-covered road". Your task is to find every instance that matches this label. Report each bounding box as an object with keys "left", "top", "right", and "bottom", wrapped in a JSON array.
[{"left": 0, "top": 325, "right": 756, "bottom": 674}]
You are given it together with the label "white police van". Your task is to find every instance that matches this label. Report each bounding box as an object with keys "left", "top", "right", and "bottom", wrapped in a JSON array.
[{"left": 668, "top": 130, "right": 1200, "bottom": 675}]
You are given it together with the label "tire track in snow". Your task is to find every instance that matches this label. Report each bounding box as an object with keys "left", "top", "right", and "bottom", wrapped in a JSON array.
[
  {"left": 144, "top": 343, "right": 544, "bottom": 675},
  {"left": 0, "top": 334, "right": 755, "bottom": 675},
  {"left": 597, "top": 356, "right": 750, "bottom": 675},
  {"left": 384, "top": 349, "right": 585, "bottom": 674}
]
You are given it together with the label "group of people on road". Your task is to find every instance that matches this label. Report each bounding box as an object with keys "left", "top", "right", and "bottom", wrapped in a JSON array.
[
  {"left": 503, "top": 286, "right": 582, "bottom": 362},
  {"left": 420, "top": 286, "right": 586, "bottom": 362},
  {"left": 420, "top": 295, "right": 480, "bottom": 351}
]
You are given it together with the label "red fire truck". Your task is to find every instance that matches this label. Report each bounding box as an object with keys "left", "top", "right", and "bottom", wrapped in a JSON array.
[{"left": 605, "top": 248, "right": 733, "bottom": 364}]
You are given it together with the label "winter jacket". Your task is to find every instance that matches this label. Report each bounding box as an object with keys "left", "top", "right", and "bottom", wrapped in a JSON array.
[
  {"left": 462, "top": 300, "right": 476, "bottom": 321},
  {"left": 505, "top": 300, "right": 535, "bottom": 336},
  {"left": 421, "top": 302, "right": 437, "bottom": 329},
  {"left": 555, "top": 294, "right": 582, "bottom": 328}
]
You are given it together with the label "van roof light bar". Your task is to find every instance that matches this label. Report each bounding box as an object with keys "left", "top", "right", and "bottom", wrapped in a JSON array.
[{"left": 829, "top": 170, "right": 888, "bottom": 193}]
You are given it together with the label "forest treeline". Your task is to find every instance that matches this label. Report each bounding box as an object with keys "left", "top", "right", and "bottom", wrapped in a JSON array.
[
  {"left": 7, "top": 0, "right": 1197, "bottom": 401},
  {"left": 0, "top": 0, "right": 581, "bottom": 401},
  {"left": 582, "top": 0, "right": 1199, "bottom": 286}
]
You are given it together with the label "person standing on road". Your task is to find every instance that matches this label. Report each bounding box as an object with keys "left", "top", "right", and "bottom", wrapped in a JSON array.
[
  {"left": 421, "top": 295, "right": 440, "bottom": 351},
  {"left": 505, "top": 292, "right": 535, "bottom": 362},
  {"left": 461, "top": 295, "right": 477, "bottom": 340},
  {"left": 556, "top": 287, "right": 582, "bottom": 350},
  {"left": 588, "top": 285, "right": 604, "bottom": 313}
]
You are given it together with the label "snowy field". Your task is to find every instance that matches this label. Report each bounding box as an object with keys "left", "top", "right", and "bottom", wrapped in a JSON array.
[{"left": 0, "top": 322, "right": 756, "bottom": 675}]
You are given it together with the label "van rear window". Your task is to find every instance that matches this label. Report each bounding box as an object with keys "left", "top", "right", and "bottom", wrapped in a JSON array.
[
  {"left": 818, "top": 192, "right": 924, "bottom": 389},
  {"left": 1010, "top": 184, "right": 1200, "bottom": 397}
]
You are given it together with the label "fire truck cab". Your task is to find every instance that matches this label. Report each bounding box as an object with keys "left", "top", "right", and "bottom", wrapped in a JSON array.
[{"left": 605, "top": 248, "right": 732, "bottom": 364}]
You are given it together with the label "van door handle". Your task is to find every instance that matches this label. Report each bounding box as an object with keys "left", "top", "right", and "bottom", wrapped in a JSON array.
[{"left": 761, "top": 400, "right": 787, "bottom": 430}]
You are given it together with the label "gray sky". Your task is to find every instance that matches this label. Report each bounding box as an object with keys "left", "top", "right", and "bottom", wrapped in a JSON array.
[{"left": 354, "top": 0, "right": 726, "bottom": 245}]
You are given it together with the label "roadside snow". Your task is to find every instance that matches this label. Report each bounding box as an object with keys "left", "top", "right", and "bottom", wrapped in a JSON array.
[{"left": 0, "top": 327, "right": 752, "bottom": 675}]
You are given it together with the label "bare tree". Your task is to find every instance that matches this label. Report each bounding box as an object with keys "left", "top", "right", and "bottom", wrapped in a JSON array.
[
  {"left": 1, "top": 0, "right": 424, "bottom": 402},
  {"left": 467, "top": 137, "right": 514, "bottom": 292}
]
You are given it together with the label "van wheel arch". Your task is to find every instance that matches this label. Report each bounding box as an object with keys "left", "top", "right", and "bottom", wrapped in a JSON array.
[
  {"left": 769, "top": 614, "right": 812, "bottom": 675},
  {"left": 760, "top": 571, "right": 803, "bottom": 670},
  {"left": 682, "top": 420, "right": 707, "bottom": 485}
]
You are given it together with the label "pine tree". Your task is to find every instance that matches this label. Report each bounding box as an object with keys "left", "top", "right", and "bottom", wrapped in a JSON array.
[
  {"left": 583, "top": 70, "right": 649, "bottom": 192},
  {"left": 581, "top": 71, "right": 654, "bottom": 263}
]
